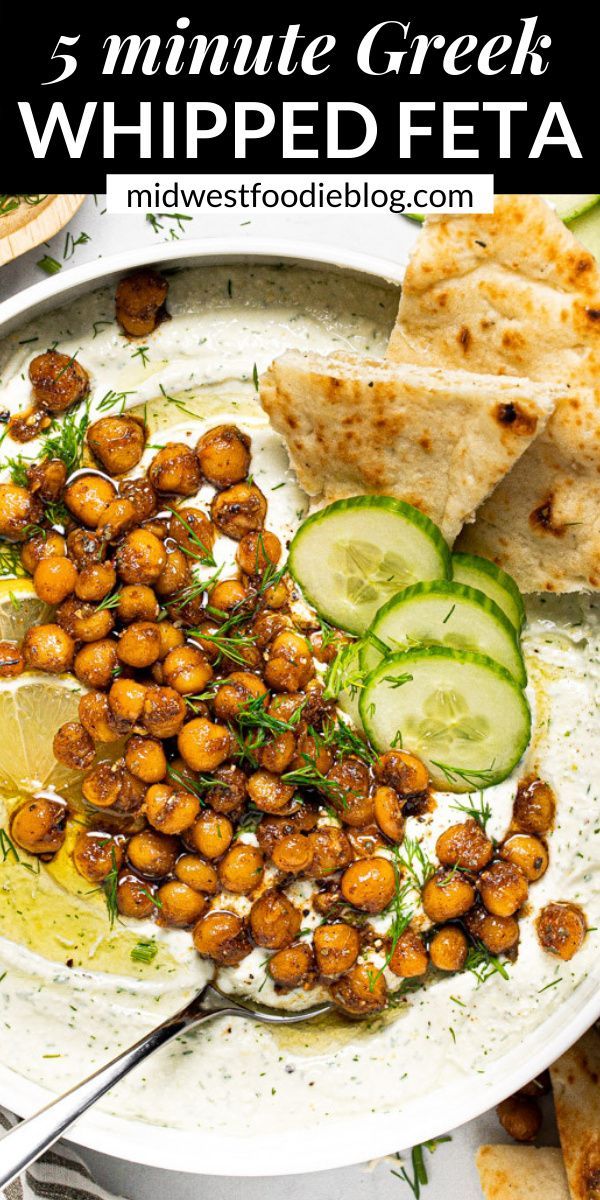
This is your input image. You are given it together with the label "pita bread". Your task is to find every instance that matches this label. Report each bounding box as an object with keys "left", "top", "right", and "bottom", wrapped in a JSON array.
[
  {"left": 550, "top": 1029, "right": 600, "bottom": 1200},
  {"left": 388, "top": 194, "right": 600, "bottom": 591},
  {"left": 388, "top": 194, "right": 600, "bottom": 385},
  {"left": 260, "top": 350, "right": 560, "bottom": 543},
  {"left": 476, "top": 1146, "right": 570, "bottom": 1200}
]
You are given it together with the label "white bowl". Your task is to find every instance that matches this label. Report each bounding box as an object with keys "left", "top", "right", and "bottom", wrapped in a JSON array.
[{"left": 0, "top": 239, "right": 598, "bottom": 1177}]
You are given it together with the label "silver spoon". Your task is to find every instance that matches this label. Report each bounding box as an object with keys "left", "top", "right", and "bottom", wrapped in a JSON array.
[{"left": 0, "top": 980, "right": 333, "bottom": 1189}]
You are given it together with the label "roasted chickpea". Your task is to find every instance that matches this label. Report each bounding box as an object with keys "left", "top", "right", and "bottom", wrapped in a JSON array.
[
  {"left": 126, "top": 829, "right": 179, "bottom": 879},
  {"left": 500, "top": 834, "right": 549, "bottom": 882},
  {"left": 117, "top": 621, "right": 161, "bottom": 669},
  {"left": 374, "top": 750, "right": 429, "bottom": 796},
  {"left": 208, "top": 578, "right": 249, "bottom": 617},
  {"left": 117, "top": 873, "right": 156, "bottom": 919},
  {"left": 513, "top": 777, "right": 556, "bottom": 836},
  {"left": 108, "top": 678, "right": 147, "bottom": 724},
  {"left": 21, "top": 530, "right": 66, "bottom": 574},
  {"left": 0, "top": 641, "right": 24, "bottom": 679},
  {"left": 79, "top": 691, "right": 124, "bottom": 743},
  {"left": 115, "top": 268, "right": 168, "bottom": 337},
  {"left": 429, "top": 925, "right": 468, "bottom": 972},
  {"left": 156, "top": 880, "right": 207, "bottom": 927},
  {"left": 166, "top": 591, "right": 205, "bottom": 629},
  {"left": 22, "top": 624, "right": 74, "bottom": 673},
  {"left": 87, "top": 415, "right": 146, "bottom": 476},
  {"left": 8, "top": 407, "right": 50, "bottom": 444},
  {"left": 161, "top": 644, "right": 213, "bottom": 695},
  {"left": 313, "top": 922, "right": 360, "bottom": 977},
  {"left": 141, "top": 517, "right": 169, "bottom": 540},
  {"left": 268, "top": 943, "right": 313, "bottom": 988},
  {"left": 143, "top": 686, "right": 187, "bottom": 738},
  {"left": 249, "top": 889, "right": 301, "bottom": 949},
  {"left": 115, "top": 584, "right": 158, "bottom": 624},
  {"left": 196, "top": 424, "right": 251, "bottom": 489},
  {"left": 74, "top": 561, "right": 116, "bottom": 603},
  {"left": 74, "top": 639, "right": 119, "bottom": 690},
  {"left": 73, "top": 832, "right": 123, "bottom": 883},
  {"left": 259, "top": 730, "right": 296, "bottom": 775},
  {"left": 57, "top": 597, "right": 115, "bottom": 644},
  {"left": 154, "top": 545, "right": 191, "bottom": 598},
  {"left": 264, "top": 631, "right": 315, "bottom": 692},
  {"left": 144, "top": 784, "right": 199, "bottom": 835},
  {"left": 82, "top": 760, "right": 122, "bottom": 809},
  {"left": 175, "top": 855, "right": 219, "bottom": 895},
  {"left": 193, "top": 910, "right": 251, "bottom": 964},
  {"left": 218, "top": 843, "right": 264, "bottom": 893},
  {"left": 124, "top": 734, "right": 167, "bottom": 783},
  {"left": 29, "top": 349, "right": 88, "bottom": 413},
  {"left": 64, "top": 474, "right": 116, "bottom": 528},
  {"left": 188, "top": 811, "right": 233, "bottom": 860},
  {"left": 537, "top": 902, "right": 587, "bottom": 961},
  {"left": 53, "top": 721, "right": 95, "bottom": 770},
  {"left": 422, "top": 870, "right": 476, "bottom": 923},
  {"left": 33, "top": 556, "right": 78, "bottom": 605},
  {"left": 307, "top": 826, "right": 353, "bottom": 878},
  {"left": 155, "top": 623, "right": 186, "bottom": 661},
  {"left": 465, "top": 905, "right": 520, "bottom": 955},
  {"left": 10, "top": 797, "right": 66, "bottom": 857},
  {"left": 341, "top": 856, "right": 396, "bottom": 913},
  {"left": 329, "top": 963, "right": 387, "bottom": 1015},
  {"left": 0, "top": 483, "right": 43, "bottom": 541},
  {"left": 436, "top": 819, "right": 494, "bottom": 873},
  {"left": 96, "top": 497, "right": 137, "bottom": 541},
  {"left": 66, "top": 528, "right": 105, "bottom": 570},
  {"left": 479, "top": 860, "right": 528, "bottom": 917},
  {"left": 271, "top": 832, "right": 313, "bottom": 875},
  {"left": 247, "top": 769, "right": 296, "bottom": 814},
  {"left": 168, "top": 507, "right": 215, "bottom": 558},
  {"left": 236, "top": 530, "right": 281, "bottom": 576},
  {"left": 291, "top": 728, "right": 332, "bottom": 777},
  {"left": 178, "top": 717, "right": 233, "bottom": 772},
  {"left": 373, "top": 786, "right": 405, "bottom": 843},
  {"left": 497, "top": 1095, "right": 543, "bottom": 1143},
  {"left": 257, "top": 809, "right": 318, "bottom": 857},
  {"left": 204, "top": 763, "right": 248, "bottom": 815},
  {"left": 119, "top": 477, "right": 158, "bottom": 523},
  {"left": 27, "top": 457, "right": 67, "bottom": 502},
  {"left": 148, "top": 443, "right": 202, "bottom": 497},
  {"left": 212, "top": 671, "right": 266, "bottom": 721},
  {"left": 389, "top": 928, "right": 429, "bottom": 978},
  {"left": 253, "top": 610, "right": 291, "bottom": 649},
  {"left": 211, "top": 482, "right": 267, "bottom": 540},
  {"left": 327, "top": 758, "right": 373, "bottom": 827},
  {"left": 116, "top": 529, "right": 167, "bottom": 585}
]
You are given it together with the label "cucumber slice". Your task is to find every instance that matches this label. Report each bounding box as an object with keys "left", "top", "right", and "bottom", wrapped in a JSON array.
[
  {"left": 544, "top": 194, "right": 600, "bottom": 222},
  {"left": 362, "top": 580, "right": 526, "bottom": 685},
  {"left": 568, "top": 203, "right": 600, "bottom": 262},
  {"left": 451, "top": 553, "right": 525, "bottom": 633},
  {"left": 288, "top": 497, "right": 451, "bottom": 635},
  {"left": 360, "top": 646, "right": 531, "bottom": 793}
]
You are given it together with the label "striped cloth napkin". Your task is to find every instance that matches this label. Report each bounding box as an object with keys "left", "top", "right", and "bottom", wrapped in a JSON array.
[{"left": 0, "top": 1108, "right": 126, "bottom": 1200}]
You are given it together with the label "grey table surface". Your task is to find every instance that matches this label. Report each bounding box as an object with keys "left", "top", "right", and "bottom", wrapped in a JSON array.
[{"left": 0, "top": 195, "right": 553, "bottom": 1200}]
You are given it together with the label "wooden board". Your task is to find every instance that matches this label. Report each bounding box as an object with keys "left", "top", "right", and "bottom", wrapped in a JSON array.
[{"left": 0, "top": 194, "right": 86, "bottom": 267}]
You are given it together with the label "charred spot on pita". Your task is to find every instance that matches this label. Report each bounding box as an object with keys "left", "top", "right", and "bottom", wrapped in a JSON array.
[
  {"left": 529, "top": 495, "right": 565, "bottom": 537},
  {"left": 495, "top": 402, "right": 537, "bottom": 436},
  {"left": 457, "top": 325, "right": 471, "bottom": 350}
]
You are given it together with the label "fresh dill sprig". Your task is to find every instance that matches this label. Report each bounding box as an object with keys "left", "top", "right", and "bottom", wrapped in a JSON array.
[
  {"left": 369, "top": 847, "right": 414, "bottom": 990},
  {"left": 96, "top": 389, "right": 135, "bottom": 413},
  {"left": 40, "top": 399, "right": 91, "bottom": 474},
  {"left": 0, "top": 194, "right": 48, "bottom": 217},
  {"left": 168, "top": 508, "right": 216, "bottom": 567},
  {"left": 450, "top": 792, "right": 493, "bottom": 833},
  {"left": 319, "top": 717, "right": 375, "bottom": 766},
  {"left": 391, "top": 1137, "right": 452, "bottom": 1198},
  {"left": 95, "top": 589, "right": 122, "bottom": 613},
  {"left": 192, "top": 628, "right": 255, "bottom": 668},
  {"left": 397, "top": 838, "right": 435, "bottom": 892},
  {"left": 465, "top": 940, "right": 509, "bottom": 985},
  {"left": 431, "top": 761, "right": 498, "bottom": 790},
  {"left": 282, "top": 754, "right": 344, "bottom": 802},
  {"left": 102, "top": 847, "right": 120, "bottom": 928},
  {"left": 0, "top": 827, "right": 20, "bottom": 863},
  {"left": 0, "top": 544, "right": 26, "bottom": 579},
  {"left": 5, "top": 455, "right": 32, "bottom": 487},
  {"left": 158, "top": 383, "right": 198, "bottom": 421}
]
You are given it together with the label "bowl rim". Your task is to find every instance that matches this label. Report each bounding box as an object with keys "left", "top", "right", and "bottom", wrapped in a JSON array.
[{"left": 0, "top": 236, "right": 598, "bottom": 1177}]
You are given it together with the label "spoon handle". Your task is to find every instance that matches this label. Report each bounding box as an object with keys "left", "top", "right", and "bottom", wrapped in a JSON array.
[{"left": 0, "top": 989, "right": 232, "bottom": 1189}]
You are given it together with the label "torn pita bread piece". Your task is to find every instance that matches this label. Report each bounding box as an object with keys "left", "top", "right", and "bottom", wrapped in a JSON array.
[
  {"left": 550, "top": 1028, "right": 600, "bottom": 1200},
  {"left": 458, "top": 384, "right": 600, "bottom": 591},
  {"left": 476, "top": 1145, "right": 570, "bottom": 1200},
  {"left": 388, "top": 193, "right": 600, "bottom": 387},
  {"left": 260, "top": 349, "right": 560, "bottom": 543}
]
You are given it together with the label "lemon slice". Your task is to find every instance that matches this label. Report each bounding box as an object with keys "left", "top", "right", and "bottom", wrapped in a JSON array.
[
  {"left": 0, "top": 671, "right": 84, "bottom": 807},
  {"left": 0, "top": 578, "right": 53, "bottom": 642}
]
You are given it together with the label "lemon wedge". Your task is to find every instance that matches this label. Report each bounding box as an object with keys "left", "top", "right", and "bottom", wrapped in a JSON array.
[
  {"left": 0, "top": 671, "right": 84, "bottom": 807},
  {"left": 0, "top": 578, "right": 53, "bottom": 643}
]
